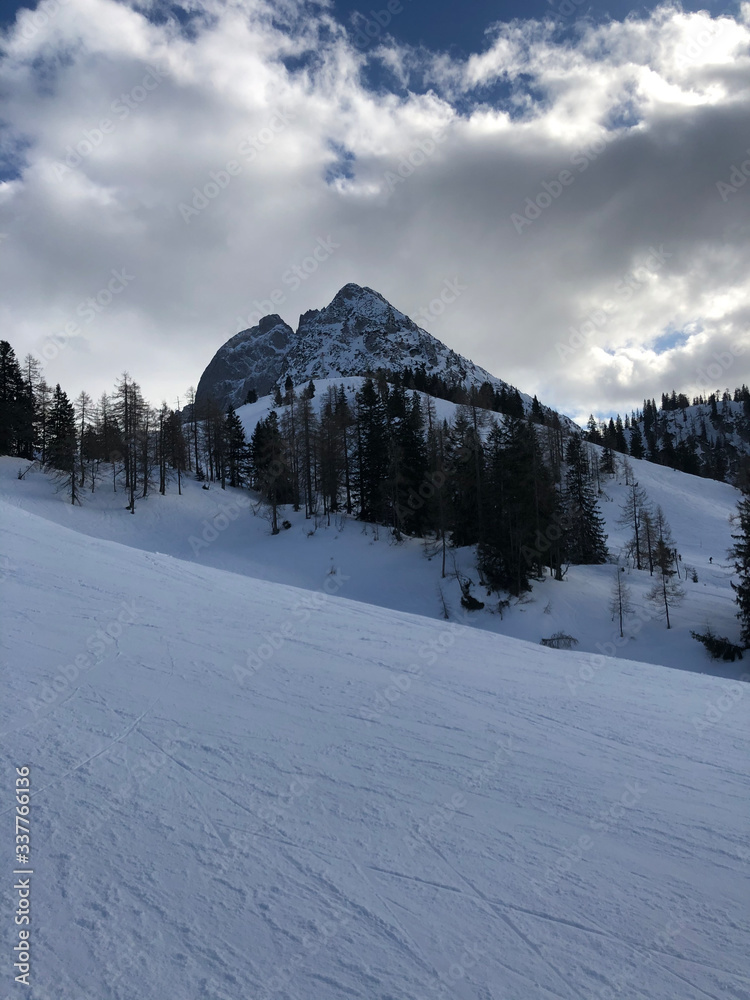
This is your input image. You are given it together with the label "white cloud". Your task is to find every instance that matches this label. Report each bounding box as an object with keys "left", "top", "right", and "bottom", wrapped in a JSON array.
[{"left": 0, "top": 0, "right": 748, "bottom": 420}]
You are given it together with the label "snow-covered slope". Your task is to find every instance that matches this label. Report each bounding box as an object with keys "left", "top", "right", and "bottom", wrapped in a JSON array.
[
  {"left": 2, "top": 494, "right": 748, "bottom": 999},
  {"left": 195, "top": 283, "right": 530, "bottom": 413},
  {"left": 228, "top": 384, "right": 750, "bottom": 679},
  {"left": 1, "top": 376, "right": 746, "bottom": 683},
  {"left": 625, "top": 396, "right": 750, "bottom": 482}
]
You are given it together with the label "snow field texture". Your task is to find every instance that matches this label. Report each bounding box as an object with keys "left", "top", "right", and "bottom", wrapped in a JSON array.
[{"left": 0, "top": 419, "right": 748, "bottom": 998}]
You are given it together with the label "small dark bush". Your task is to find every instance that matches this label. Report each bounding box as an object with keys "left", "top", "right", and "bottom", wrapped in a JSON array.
[
  {"left": 691, "top": 628, "right": 744, "bottom": 662},
  {"left": 540, "top": 632, "right": 579, "bottom": 651}
]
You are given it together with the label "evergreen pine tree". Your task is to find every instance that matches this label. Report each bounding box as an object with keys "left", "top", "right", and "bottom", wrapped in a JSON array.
[
  {"left": 605, "top": 417, "right": 617, "bottom": 449},
  {"left": 424, "top": 409, "right": 450, "bottom": 577},
  {"left": 335, "top": 386, "right": 355, "bottom": 514},
  {"left": 628, "top": 422, "right": 645, "bottom": 459},
  {"left": 614, "top": 415, "right": 627, "bottom": 453},
  {"left": 355, "top": 379, "right": 389, "bottom": 523},
  {"left": 562, "top": 436, "right": 608, "bottom": 564},
  {"left": 386, "top": 386, "right": 427, "bottom": 537},
  {"left": 600, "top": 441, "right": 615, "bottom": 476},
  {"left": 249, "top": 411, "right": 291, "bottom": 533},
  {"left": 730, "top": 491, "right": 750, "bottom": 646},
  {"left": 445, "top": 410, "right": 482, "bottom": 547},
  {"left": 402, "top": 392, "right": 429, "bottom": 534},
  {"left": 479, "top": 417, "right": 555, "bottom": 594},
  {"left": 47, "top": 384, "right": 79, "bottom": 504},
  {"left": 586, "top": 415, "right": 602, "bottom": 444},
  {"left": 318, "top": 386, "right": 342, "bottom": 518},
  {"left": 0, "top": 341, "right": 34, "bottom": 457},
  {"left": 224, "top": 406, "right": 247, "bottom": 488}
]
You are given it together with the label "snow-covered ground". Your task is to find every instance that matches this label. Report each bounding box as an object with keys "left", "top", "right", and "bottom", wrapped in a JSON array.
[
  {"left": 2, "top": 484, "right": 749, "bottom": 999},
  {"left": 1, "top": 379, "right": 745, "bottom": 682}
]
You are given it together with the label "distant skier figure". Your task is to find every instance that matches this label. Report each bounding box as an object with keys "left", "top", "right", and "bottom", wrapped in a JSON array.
[{"left": 709, "top": 557, "right": 713, "bottom": 563}]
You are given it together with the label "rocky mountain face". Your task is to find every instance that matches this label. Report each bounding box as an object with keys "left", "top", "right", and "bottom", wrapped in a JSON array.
[
  {"left": 195, "top": 314, "right": 295, "bottom": 413},
  {"left": 195, "top": 284, "right": 524, "bottom": 412}
]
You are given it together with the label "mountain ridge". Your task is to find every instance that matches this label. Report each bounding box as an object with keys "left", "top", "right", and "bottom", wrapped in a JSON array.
[{"left": 195, "top": 283, "right": 533, "bottom": 415}]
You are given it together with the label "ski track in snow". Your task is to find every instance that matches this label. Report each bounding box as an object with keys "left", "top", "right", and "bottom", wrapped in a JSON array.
[{"left": 0, "top": 457, "right": 749, "bottom": 999}]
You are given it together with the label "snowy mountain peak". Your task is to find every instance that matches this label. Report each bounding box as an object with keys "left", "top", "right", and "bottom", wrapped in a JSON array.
[
  {"left": 326, "top": 282, "right": 395, "bottom": 317},
  {"left": 196, "top": 284, "right": 523, "bottom": 413}
]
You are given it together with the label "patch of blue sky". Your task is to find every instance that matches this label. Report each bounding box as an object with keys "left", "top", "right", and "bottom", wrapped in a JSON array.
[
  {"left": 279, "top": 49, "right": 325, "bottom": 76},
  {"left": 605, "top": 99, "right": 642, "bottom": 132},
  {"left": 324, "top": 141, "right": 356, "bottom": 184},
  {"left": 0, "top": 125, "right": 30, "bottom": 183},
  {"left": 131, "top": 0, "right": 215, "bottom": 39},
  {"left": 332, "top": 0, "right": 726, "bottom": 59},
  {"left": 651, "top": 328, "right": 691, "bottom": 354}
]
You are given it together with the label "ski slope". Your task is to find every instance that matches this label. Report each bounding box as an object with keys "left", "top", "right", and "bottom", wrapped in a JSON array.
[{"left": 1, "top": 492, "right": 749, "bottom": 999}]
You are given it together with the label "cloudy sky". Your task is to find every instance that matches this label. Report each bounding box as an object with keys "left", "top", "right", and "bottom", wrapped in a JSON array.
[{"left": 0, "top": 0, "right": 748, "bottom": 423}]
